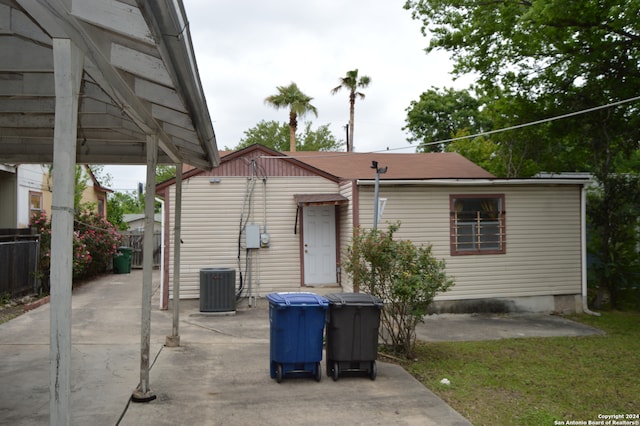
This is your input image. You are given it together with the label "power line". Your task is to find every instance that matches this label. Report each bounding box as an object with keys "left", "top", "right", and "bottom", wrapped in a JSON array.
[
  {"left": 256, "top": 94, "right": 640, "bottom": 159},
  {"left": 393, "top": 94, "right": 640, "bottom": 150}
]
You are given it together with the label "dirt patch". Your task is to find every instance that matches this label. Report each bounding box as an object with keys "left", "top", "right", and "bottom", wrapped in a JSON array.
[
  {"left": 0, "top": 295, "right": 50, "bottom": 324},
  {"left": 0, "top": 303, "right": 26, "bottom": 324}
]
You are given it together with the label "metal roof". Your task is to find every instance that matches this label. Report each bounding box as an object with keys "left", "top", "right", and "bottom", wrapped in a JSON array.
[{"left": 0, "top": 0, "right": 219, "bottom": 169}]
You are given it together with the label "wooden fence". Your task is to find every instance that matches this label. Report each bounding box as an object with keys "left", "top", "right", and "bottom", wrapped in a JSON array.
[
  {"left": 120, "top": 231, "right": 162, "bottom": 269},
  {"left": 0, "top": 230, "right": 39, "bottom": 297}
]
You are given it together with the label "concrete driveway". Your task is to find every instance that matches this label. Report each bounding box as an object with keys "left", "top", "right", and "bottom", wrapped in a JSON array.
[{"left": 0, "top": 270, "right": 603, "bottom": 425}]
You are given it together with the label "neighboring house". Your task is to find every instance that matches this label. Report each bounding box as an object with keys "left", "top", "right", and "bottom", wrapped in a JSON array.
[
  {"left": 157, "top": 144, "right": 591, "bottom": 314},
  {"left": 123, "top": 213, "right": 162, "bottom": 232},
  {"left": 0, "top": 164, "right": 110, "bottom": 229},
  {"left": 78, "top": 166, "right": 111, "bottom": 217},
  {"left": 0, "top": 164, "right": 52, "bottom": 228}
]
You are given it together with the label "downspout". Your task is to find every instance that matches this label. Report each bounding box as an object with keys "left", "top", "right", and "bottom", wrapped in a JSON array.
[
  {"left": 155, "top": 197, "right": 164, "bottom": 309},
  {"left": 581, "top": 183, "right": 600, "bottom": 316}
]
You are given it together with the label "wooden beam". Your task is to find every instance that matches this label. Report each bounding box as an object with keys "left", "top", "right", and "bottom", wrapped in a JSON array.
[
  {"left": 49, "top": 37, "right": 83, "bottom": 426},
  {"left": 111, "top": 43, "right": 172, "bottom": 86},
  {"left": 70, "top": 0, "right": 154, "bottom": 45},
  {"left": 166, "top": 162, "right": 182, "bottom": 347},
  {"left": 132, "top": 133, "right": 158, "bottom": 403}
]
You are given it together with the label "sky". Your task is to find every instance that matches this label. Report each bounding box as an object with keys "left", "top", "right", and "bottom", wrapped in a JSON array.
[{"left": 105, "top": 0, "right": 474, "bottom": 192}]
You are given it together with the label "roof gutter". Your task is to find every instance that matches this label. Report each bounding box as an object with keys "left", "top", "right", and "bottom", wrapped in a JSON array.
[{"left": 356, "top": 178, "right": 593, "bottom": 186}]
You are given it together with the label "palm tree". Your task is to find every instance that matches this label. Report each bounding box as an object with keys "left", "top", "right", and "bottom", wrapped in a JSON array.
[
  {"left": 330, "top": 69, "right": 371, "bottom": 152},
  {"left": 265, "top": 82, "right": 318, "bottom": 152}
]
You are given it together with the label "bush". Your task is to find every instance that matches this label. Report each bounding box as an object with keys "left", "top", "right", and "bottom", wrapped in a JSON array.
[
  {"left": 344, "top": 223, "right": 454, "bottom": 358},
  {"left": 74, "top": 210, "right": 123, "bottom": 279},
  {"left": 30, "top": 210, "right": 123, "bottom": 284}
]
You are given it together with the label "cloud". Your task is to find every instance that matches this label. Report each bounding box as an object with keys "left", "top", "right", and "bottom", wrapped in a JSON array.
[
  {"left": 185, "top": 0, "right": 471, "bottom": 152},
  {"left": 106, "top": 0, "right": 474, "bottom": 190}
]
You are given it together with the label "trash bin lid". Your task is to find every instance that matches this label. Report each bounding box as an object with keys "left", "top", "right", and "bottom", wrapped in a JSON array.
[
  {"left": 325, "top": 292, "right": 384, "bottom": 307},
  {"left": 266, "top": 292, "right": 329, "bottom": 307}
]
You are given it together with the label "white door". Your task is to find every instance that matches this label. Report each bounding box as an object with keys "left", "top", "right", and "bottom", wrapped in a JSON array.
[{"left": 303, "top": 205, "right": 336, "bottom": 285}]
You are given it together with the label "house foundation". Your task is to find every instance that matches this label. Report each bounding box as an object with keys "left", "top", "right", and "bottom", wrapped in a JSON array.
[{"left": 428, "top": 294, "right": 583, "bottom": 315}]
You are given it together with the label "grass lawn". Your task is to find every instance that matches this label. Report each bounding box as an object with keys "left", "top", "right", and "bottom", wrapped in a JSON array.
[{"left": 401, "top": 311, "right": 640, "bottom": 426}]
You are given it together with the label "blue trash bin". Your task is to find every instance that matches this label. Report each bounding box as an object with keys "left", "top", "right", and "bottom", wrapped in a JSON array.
[{"left": 266, "top": 292, "right": 329, "bottom": 383}]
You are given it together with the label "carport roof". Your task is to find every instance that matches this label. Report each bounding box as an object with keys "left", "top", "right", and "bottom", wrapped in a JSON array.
[{"left": 0, "top": 0, "right": 219, "bottom": 169}]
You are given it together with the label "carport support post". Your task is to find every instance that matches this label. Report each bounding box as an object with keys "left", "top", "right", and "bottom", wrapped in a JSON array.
[
  {"left": 166, "top": 162, "right": 182, "bottom": 347},
  {"left": 132, "top": 134, "right": 158, "bottom": 402},
  {"left": 49, "top": 38, "right": 83, "bottom": 426}
]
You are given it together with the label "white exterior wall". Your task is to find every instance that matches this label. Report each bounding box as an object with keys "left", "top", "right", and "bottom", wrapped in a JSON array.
[
  {"left": 17, "top": 164, "right": 49, "bottom": 227},
  {"left": 357, "top": 184, "right": 583, "bottom": 301},
  {"left": 168, "top": 175, "right": 340, "bottom": 298},
  {"left": 0, "top": 166, "right": 17, "bottom": 228}
]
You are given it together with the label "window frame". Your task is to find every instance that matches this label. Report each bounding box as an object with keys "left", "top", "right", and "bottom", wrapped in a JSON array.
[
  {"left": 29, "top": 191, "right": 43, "bottom": 218},
  {"left": 450, "top": 194, "right": 506, "bottom": 256},
  {"left": 97, "top": 196, "right": 106, "bottom": 217}
]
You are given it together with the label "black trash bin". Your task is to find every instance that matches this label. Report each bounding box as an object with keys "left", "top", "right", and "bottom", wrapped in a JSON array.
[{"left": 325, "top": 292, "right": 384, "bottom": 381}]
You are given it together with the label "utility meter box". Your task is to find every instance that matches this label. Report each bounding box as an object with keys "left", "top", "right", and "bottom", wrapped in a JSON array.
[
  {"left": 260, "top": 233, "right": 270, "bottom": 248},
  {"left": 246, "top": 224, "right": 261, "bottom": 249}
]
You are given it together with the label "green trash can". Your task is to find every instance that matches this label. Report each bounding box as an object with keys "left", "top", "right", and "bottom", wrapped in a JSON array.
[{"left": 113, "top": 247, "right": 133, "bottom": 274}]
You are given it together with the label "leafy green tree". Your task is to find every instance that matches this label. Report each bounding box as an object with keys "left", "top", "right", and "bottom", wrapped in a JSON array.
[
  {"left": 298, "top": 122, "right": 344, "bottom": 151},
  {"left": 404, "top": 88, "right": 541, "bottom": 176},
  {"left": 233, "top": 120, "right": 344, "bottom": 152},
  {"left": 331, "top": 69, "right": 371, "bottom": 152},
  {"left": 404, "top": 0, "right": 640, "bottom": 308},
  {"left": 74, "top": 165, "right": 88, "bottom": 211},
  {"left": 156, "top": 165, "right": 176, "bottom": 183},
  {"left": 265, "top": 83, "right": 318, "bottom": 152},
  {"left": 109, "top": 191, "right": 142, "bottom": 214},
  {"left": 106, "top": 193, "right": 129, "bottom": 231},
  {"left": 587, "top": 175, "right": 640, "bottom": 310},
  {"left": 107, "top": 191, "right": 142, "bottom": 231},
  {"left": 444, "top": 131, "right": 500, "bottom": 175},
  {"left": 87, "top": 165, "right": 112, "bottom": 187},
  {"left": 404, "top": 87, "right": 487, "bottom": 152},
  {"left": 233, "top": 120, "right": 289, "bottom": 150},
  {"left": 404, "top": 0, "right": 640, "bottom": 174},
  {"left": 344, "top": 223, "right": 454, "bottom": 358}
]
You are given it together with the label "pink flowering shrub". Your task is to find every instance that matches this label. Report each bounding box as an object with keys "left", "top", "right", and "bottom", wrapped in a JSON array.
[
  {"left": 30, "top": 210, "right": 123, "bottom": 285},
  {"left": 30, "top": 211, "right": 51, "bottom": 289},
  {"left": 75, "top": 210, "right": 123, "bottom": 278}
]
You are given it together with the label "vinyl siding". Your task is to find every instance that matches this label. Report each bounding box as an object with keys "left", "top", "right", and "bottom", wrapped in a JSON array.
[
  {"left": 338, "top": 180, "right": 355, "bottom": 291},
  {"left": 356, "top": 184, "right": 583, "bottom": 300},
  {"left": 168, "top": 175, "right": 340, "bottom": 298}
]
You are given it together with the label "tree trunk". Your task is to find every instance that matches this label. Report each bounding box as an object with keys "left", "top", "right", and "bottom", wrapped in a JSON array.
[
  {"left": 349, "top": 94, "right": 355, "bottom": 152},
  {"left": 289, "top": 111, "right": 297, "bottom": 152}
]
